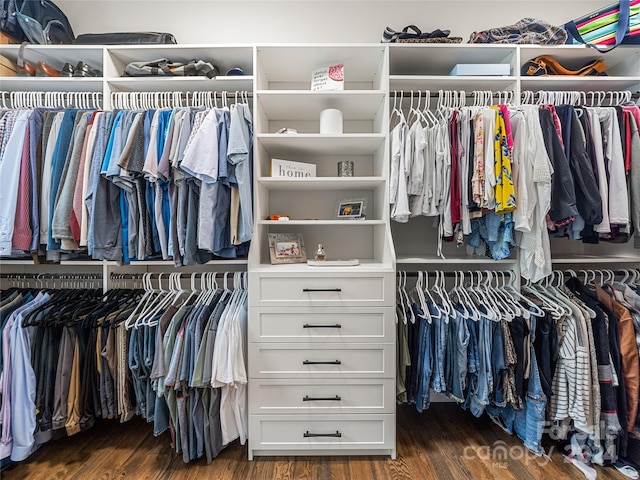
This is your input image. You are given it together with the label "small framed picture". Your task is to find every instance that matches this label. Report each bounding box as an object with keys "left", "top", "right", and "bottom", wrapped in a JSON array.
[
  {"left": 268, "top": 233, "right": 307, "bottom": 264},
  {"left": 337, "top": 199, "right": 366, "bottom": 219}
]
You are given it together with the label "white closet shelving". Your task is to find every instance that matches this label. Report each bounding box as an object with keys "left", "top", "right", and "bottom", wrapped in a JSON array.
[
  {"left": 0, "top": 42, "right": 638, "bottom": 461},
  {"left": 388, "top": 43, "right": 640, "bottom": 268},
  {"left": 0, "top": 42, "right": 255, "bottom": 281},
  {"left": 248, "top": 44, "right": 396, "bottom": 459}
]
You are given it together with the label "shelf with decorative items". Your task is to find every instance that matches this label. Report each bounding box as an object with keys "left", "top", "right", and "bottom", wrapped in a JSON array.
[{"left": 248, "top": 44, "right": 396, "bottom": 460}]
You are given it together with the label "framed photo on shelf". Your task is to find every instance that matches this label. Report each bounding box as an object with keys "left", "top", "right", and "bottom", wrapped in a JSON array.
[
  {"left": 337, "top": 198, "right": 366, "bottom": 220},
  {"left": 268, "top": 233, "right": 307, "bottom": 264}
]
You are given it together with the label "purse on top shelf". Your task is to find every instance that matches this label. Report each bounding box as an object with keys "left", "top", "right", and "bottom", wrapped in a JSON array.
[
  {"left": 521, "top": 55, "right": 609, "bottom": 76},
  {"left": 74, "top": 32, "right": 177, "bottom": 45}
]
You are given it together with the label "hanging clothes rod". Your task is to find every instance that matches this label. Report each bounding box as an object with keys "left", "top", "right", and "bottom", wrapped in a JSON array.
[
  {"left": 395, "top": 270, "right": 517, "bottom": 279},
  {"left": 391, "top": 91, "right": 510, "bottom": 97},
  {"left": 109, "top": 271, "right": 240, "bottom": 280},
  {"left": 521, "top": 89, "right": 635, "bottom": 106},
  {"left": 110, "top": 90, "right": 253, "bottom": 109},
  {"left": 0, "top": 273, "right": 103, "bottom": 279},
  {"left": 0, "top": 90, "right": 103, "bottom": 109}
]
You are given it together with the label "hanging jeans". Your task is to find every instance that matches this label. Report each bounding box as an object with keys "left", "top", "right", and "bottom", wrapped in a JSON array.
[
  {"left": 514, "top": 349, "right": 547, "bottom": 455},
  {"left": 415, "top": 313, "right": 435, "bottom": 412},
  {"left": 469, "top": 314, "right": 493, "bottom": 418}
]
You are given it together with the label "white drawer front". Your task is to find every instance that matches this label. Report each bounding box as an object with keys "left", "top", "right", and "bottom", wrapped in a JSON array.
[
  {"left": 249, "top": 379, "right": 394, "bottom": 414},
  {"left": 249, "top": 414, "right": 395, "bottom": 450},
  {"left": 249, "top": 306, "right": 395, "bottom": 343},
  {"left": 253, "top": 274, "right": 391, "bottom": 306},
  {"left": 249, "top": 343, "right": 394, "bottom": 378}
]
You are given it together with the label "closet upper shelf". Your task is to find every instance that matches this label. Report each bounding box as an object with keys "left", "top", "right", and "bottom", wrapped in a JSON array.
[
  {"left": 396, "top": 255, "right": 518, "bottom": 265},
  {"left": 0, "top": 44, "right": 104, "bottom": 70},
  {"left": 517, "top": 45, "right": 640, "bottom": 76},
  {"left": 388, "top": 75, "right": 517, "bottom": 92},
  {"left": 389, "top": 44, "right": 516, "bottom": 76},
  {"left": 257, "top": 177, "right": 385, "bottom": 190},
  {"left": 256, "top": 134, "right": 385, "bottom": 155},
  {"left": 0, "top": 77, "right": 103, "bottom": 92},
  {"left": 255, "top": 44, "right": 386, "bottom": 90},
  {"left": 256, "top": 91, "right": 386, "bottom": 120},
  {"left": 520, "top": 76, "right": 640, "bottom": 93},
  {"left": 103, "top": 44, "right": 254, "bottom": 77},
  {"left": 106, "top": 75, "right": 253, "bottom": 92}
]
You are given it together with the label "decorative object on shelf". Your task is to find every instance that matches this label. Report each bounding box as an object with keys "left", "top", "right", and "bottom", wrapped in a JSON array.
[
  {"left": 311, "top": 63, "right": 344, "bottom": 91},
  {"left": 73, "top": 32, "right": 177, "bottom": 45},
  {"left": 564, "top": 0, "right": 640, "bottom": 51},
  {"left": 449, "top": 64, "right": 511, "bottom": 76},
  {"left": 267, "top": 215, "right": 290, "bottom": 221},
  {"left": 268, "top": 233, "right": 307, "bottom": 264},
  {"left": 381, "top": 25, "right": 462, "bottom": 43},
  {"left": 468, "top": 18, "right": 567, "bottom": 45},
  {"left": 123, "top": 58, "right": 219, "bottom": 78},
  {"left": 337, "top": 198, "right": 366, "bottom": 219},
  {"left": 320, "top": 108, "right": 343, "bottom": 134},
  {"left": 314, "top": 243, "right": 327, "bottom": 261},
  {"left": 270, "top": 158, "right": 316, "bottom": 177},
  {"left": 337, "top": 160, "right": 354, "bottom": 177},
  {"left": 521, "top": 56, "right": 608, "bottom": 76}
]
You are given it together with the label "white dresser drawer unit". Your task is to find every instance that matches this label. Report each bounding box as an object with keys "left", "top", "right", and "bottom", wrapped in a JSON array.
[
  {"left": 249, "top": 306, "right": 395, "bottom": 343},
  {"left": 249, "top": 342, "right": 393, "bottom": 378},
  {"left": 249, "top": 378, "right": 395, "bottom": 414},
  {"left": 251, "top": 273, "right": 392, "bottom": 306},
  {"left": 249, "top": 414, "right": 396, "bottom": 455}
]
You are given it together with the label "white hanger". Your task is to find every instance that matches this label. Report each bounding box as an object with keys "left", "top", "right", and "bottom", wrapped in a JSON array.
[
  {"left": 431, "top": 270, "right": 455, "bottom": 321},
  {"left": 413, "top": 271, "right": 431, "bottom": 323},
  {"left": 492, "top": 270, "right": 527, "bottom": 320},
  {"left": 422, "top": 271, "right": 443, "bottom": 320},
  {"left": 503, "top": 271, "right": 545, "bottom": 318},
  {"left": 397, "top": 271, "right": 415, "bottom": 324},
  {"left": 390, "top": 90, "right": 406, "bottom": 127},
  {"left": 448, "top": 271, "right": 474, "bottom": 320},
  {"left": 480, "top": 270, "right": 514, "bottom": 321},
  {"left": 549, "top": 270, "right": 596, "bottom": 319},
  {"left": 124, "top": 273, "right": 157, "bottom": 329}
]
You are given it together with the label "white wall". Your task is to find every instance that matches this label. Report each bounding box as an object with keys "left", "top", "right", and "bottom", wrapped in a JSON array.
[{"left": 57, "top": 0, "right": 612, "bottom": 44}]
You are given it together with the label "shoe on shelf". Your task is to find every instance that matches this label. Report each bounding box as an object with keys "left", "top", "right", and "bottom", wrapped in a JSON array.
[
  {"left": 60, "top": 62, "right": 75, "bottom": 77},
  {"left": 17, "top": 59, "right": 36, "bottom": 76},
  {"left": 72, "top": 61, "right": 102, "bottom": 77},
  {"left": 36, "top": 60, "right": 60, "bottom": 77}
]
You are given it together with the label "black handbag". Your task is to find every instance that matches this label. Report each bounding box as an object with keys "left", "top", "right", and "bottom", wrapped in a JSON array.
[{"left": 74, "top": 32, "right": 177, "bottom": 45}]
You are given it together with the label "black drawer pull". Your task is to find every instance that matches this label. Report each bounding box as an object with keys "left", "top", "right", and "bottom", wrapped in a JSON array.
[
  {"left": 303, "top": 360, "right": 341, "bottom": 365},
  {"left": 303, "top": 395, "right": 341, "bottom": 402},
  {"left": 304, "top": 431, "right": 342, "bottom": 438},
  {"left": 303, "top": 323, "right": 342, "bottom": 329},
  {"left": 302, "top": 288, "right": 342, "bottom": 292}
]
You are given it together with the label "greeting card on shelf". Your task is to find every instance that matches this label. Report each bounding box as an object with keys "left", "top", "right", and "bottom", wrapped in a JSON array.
[
  {"left": 271, "top": 158, "right": 316, "bottom": 178},
  {"left": 311, "top": 63, "right": 344, "bottom": 91}
]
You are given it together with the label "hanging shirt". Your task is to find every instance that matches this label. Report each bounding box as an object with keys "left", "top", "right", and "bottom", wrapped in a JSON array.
[
  {"left": 0, "top": 110, "right": 32, "bottom": 256},
  {"left": 492, "top": 107, "right": 516, "bottom": 215},
  {"left": 599, "top": 107, "right": 629, "bottom": 227},
  {"left": 227, "top": 104, "right": 253, "bottom": 245}
]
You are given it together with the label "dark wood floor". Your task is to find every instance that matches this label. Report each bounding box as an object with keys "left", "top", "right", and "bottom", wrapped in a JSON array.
[{"left": 3, "top": 404, "right": 636, "bottom": 480}]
